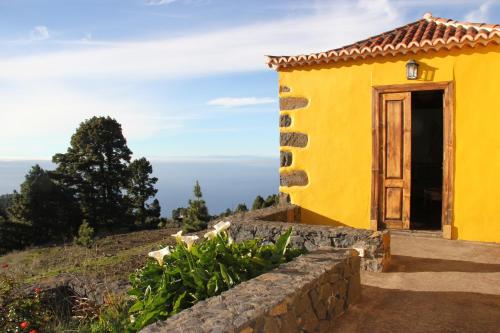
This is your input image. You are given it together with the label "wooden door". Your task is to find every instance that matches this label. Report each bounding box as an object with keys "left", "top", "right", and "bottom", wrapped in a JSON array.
[{"left": 381, "top": 92, "right": 411, "bottom": 229}]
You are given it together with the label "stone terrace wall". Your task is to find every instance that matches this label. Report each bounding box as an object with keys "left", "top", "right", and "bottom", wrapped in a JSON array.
[
  {"left": 141, "top": 248, "right": 360, "bottom": 333},
  {"left": 212, "top": 205, "right": 390, "bottom": 272}
]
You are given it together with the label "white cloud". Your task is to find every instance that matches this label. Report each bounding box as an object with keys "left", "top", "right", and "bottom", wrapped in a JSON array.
[
  {"left": 145, "top": 0, "right": 178, "bottom": 5},
  {"left": 207, "top": 97, "right": 275, "bottom": 107},
  {"left": 0, "top": 0, "right": 401, "bottom": 82},
  {"left": 0, "top": 0, "right": 404, "bottom": 159},
  {"left": 465, "top": 1, "right": 495, "bottom": 22},
  {"left": 81, "top": 33, "right": 92, "bottom": 42},
  {"left": 0, "top": 82, "right": 188, "bottom": 152},
  {"left": 30, "top": 25, "right": 50, "bottom": 40}
]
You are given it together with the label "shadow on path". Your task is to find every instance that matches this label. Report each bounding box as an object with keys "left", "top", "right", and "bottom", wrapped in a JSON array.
[
  {"left": 333, "top": 285, "right": 500, "bottom": 333},
  {"left": 387, "top": 255, "right": 500, "bottom": 273}
]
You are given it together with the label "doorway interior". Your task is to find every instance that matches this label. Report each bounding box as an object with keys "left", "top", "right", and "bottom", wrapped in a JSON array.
[
  {"left": 371, "top": 81, "right": 454, "bottom": 238},
  {"left": 410, "top": 90, "right": 443, "bottom": 230}
]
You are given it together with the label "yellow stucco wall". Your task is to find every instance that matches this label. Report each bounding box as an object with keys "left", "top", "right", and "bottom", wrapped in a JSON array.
[{"left": 278, "top": 44, "right": 500, "bottom": 243}]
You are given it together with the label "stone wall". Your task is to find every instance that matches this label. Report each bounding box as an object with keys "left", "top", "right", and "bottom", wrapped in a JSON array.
[
  {"left": 211, "top": 205, "right": 390, "bottom": 272},
  {"left": 141, "top": 248, "right": 360, "bottom": 333}
]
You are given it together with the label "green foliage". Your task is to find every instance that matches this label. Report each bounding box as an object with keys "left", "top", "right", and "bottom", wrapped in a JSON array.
[
  {"left": 126, "top": 158, "right": 159, "bottom": 228},
  {"left": 235, "top": 203, "right": 248, "bottom": 213},
  {"left": 0, "top": 274, "right": 52, "bottom": 332},
  {"left": 171, "top": 207, "right": 187, "bottom": 221},
  {"left": 74, "top": 220, "right": 95, "bottom": 248},
  {"left": 182, "top": 181, "right": 209, "bottom": 232},
  {"left": 7, "top": 165, "right": 81, "bottom": 242},
  {"left": 52, "top": 116, "right": 132, "bottom": 228},
  {"left": 251, "top": 195, "right": 265, "bottom": 210},
  {"left": 263, "top": 194, "right": 280, "bottom": 208},
  {"left": 91, "top": 227, "right": 303, "bottom": 332},
  {"left": 0, "top": 222, "right": 33, "bottom": 255},
  {"left": 0, "top": 193, "right": 14, "bottom": 219}
]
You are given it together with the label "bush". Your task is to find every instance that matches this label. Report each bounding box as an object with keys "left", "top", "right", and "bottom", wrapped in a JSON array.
[
  {"left": 74, "top": 221, "right": 95, "bottom": 248},
  {"left": 0, "top": 274, "right": 51, "bottom": 332},
  {"left": 91, "top": 223, "right": 305, "bottom": 332}
]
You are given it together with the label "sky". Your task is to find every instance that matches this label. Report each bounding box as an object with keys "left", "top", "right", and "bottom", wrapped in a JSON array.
[{"left": 0, "top": 0, "right": 499, "bottom": 161}]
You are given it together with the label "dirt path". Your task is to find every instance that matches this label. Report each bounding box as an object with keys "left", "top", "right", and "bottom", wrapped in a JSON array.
[{"left": 334, "top": 234, "right": 500, "bottom": 333}]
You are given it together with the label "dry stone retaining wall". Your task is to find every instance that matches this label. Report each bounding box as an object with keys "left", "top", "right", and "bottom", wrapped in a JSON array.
[
  {"left": 141, "top": 248, "right": 360, "bottom": 333},
  {"left": 212, "top": 205, "right": 390, "bottom": 272}
]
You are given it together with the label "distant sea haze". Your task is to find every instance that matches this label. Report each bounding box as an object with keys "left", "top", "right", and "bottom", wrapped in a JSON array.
[{"left": 0, "top": 157, "right": 279, "bottom": 217}]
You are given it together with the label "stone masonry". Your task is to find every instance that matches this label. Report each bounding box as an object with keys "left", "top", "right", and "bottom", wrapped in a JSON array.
[
  {"left": 280, "top": 96, "right": 309, "bottom": 110},
  {"left": 280, "top": 170, "right": 308, "bottom": 187},
  {"left": 280, "top": 150, "right": 293, "bottom": 167},
  {"left": 211, "top": 205, "right": 391, "bottom": 272},
  {"left": 280, "top": 132, "right": 308, "bottom": 148},
  {"left": 140, "top": 248, "right": 361, "bottom": 333},
  {"left": 279, "top": 114, "right": 292, "bottom": 127}
]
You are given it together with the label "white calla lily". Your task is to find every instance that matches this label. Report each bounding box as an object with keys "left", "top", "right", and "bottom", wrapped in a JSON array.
[
  {"left": 171, "top": 230, "right": 183, "bottom": 241},
  {"left": 204, "top": 230, "right": 217, "bottom": 240},
  {"left": 181, "top": 235, "right": 199, "bottom": 251},
  {"left": 213, "top": 221, "right": 231, "bottom": 234},
  {"left": 148, "top": 246, "right": 172, "bottom": 266}
]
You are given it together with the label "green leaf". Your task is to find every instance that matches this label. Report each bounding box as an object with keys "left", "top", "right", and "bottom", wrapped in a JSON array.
[
  {"left": 173, "top": 291, "right": 187, "bottom": 313},
  {"left": 275, "top": 228, "right": 293, "bottom": 256},
  {"left": 128, "top": 300, "right": 144, "bottom": 313},
  {"left": 219, "top": 263, "right": 233, "bottom": 287}
]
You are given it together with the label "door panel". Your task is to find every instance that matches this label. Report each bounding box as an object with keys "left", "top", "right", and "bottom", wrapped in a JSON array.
[{"left": 381, "top": 92, "right": 411, "bottom": 229}]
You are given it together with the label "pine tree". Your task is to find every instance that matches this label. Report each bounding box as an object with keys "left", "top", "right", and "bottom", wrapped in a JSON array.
[
  {"left": 52, "top": 116, "right": 132, "bottom": 228},
  {"left": 183, "top": 181, "right": 209, "bottom": 232},
  {"left": 264, "top": 194, "right": 279, "bottom": 208},
  {"left": 235, "top": 203, "right": 248, "bottom": 213},
  {"left": 126, "top": 157, "right": 159, "bottom": 227},
  {"left": 8, "top": 165, "right": 81, "bottom": 241},
  {"left": 252, "top": 195, "right": 265, "bottom": 210}
]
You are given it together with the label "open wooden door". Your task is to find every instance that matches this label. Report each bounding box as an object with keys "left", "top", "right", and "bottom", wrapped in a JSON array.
[{"left": 381, "top": 92, "right": 411, "bottom": 229}]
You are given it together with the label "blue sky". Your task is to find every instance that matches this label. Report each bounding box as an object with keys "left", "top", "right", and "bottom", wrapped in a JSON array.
[{"left": 0, "top": 0, "right": 499, "bottom": 161}]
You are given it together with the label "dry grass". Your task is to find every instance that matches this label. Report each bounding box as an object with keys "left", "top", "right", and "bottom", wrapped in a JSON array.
[{"left": 0, "top": 227, "right": 183, "bottom": 292}]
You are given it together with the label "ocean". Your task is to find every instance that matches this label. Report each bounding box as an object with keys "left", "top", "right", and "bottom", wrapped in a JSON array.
[{"left": 0, "top": 157, "right": 279, "bottom": 217}]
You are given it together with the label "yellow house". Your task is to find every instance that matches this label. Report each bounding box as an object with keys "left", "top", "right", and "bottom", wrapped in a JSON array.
[{"left": 268, "top": 13, "right": 500, "bottom": 243}]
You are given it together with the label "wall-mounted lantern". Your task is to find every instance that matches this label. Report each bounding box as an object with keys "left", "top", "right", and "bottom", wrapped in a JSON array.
[{"left": 406, "top": 59, "right": 419, "bottom": 80}]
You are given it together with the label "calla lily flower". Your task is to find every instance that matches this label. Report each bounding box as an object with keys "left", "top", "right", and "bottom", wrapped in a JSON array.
[
  {"left": 171, "top": 230, "right": 183, "bottom": 241},
  {"left": 204, "top": 230, "right": 217, "bottom": 240},
  {"left": 148, "top": 246, "right": 172, "bottom": 266},
  {"left": 213, "top": 221, "right": 231, "bottom": 234},
  {"left": 181, "top": 235, "right": 199, "bottom": 251}
]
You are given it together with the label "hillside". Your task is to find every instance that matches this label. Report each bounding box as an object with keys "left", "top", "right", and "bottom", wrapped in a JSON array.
[{"left": 0, "top": 227, "right": 186, "bottom": 299}]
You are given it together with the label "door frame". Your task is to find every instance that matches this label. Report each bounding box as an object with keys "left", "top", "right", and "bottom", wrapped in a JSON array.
[{"left": 371, "top": 81, "right": 455, "bottom": 239}]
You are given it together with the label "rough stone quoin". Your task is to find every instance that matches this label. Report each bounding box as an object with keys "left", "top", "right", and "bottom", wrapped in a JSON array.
[
  {"left": 280, "top": 96, "right": 308, "bottom": 110},
  {"left": 279, "top": 85, "right": 291, "bottom": 93},
  {"left": 280, "top": 170, "right": 308, "bottom": 187},
  {"left": 280, "top": 151, "right": 293, "bottom": 167},
  {"left": 280, "top": 132, "right": 308, "bottom": 148},
  {"left": 279, "top": 192, "right": 291, "bottom": 204},
  {"left": 279, "top": 114, "right": 292, "bottom": 127}
]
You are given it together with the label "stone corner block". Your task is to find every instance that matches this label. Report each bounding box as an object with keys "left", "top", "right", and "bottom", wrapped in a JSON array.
[
  {"left": 280, "top": 132, "right": 308, "bottom": 148},
  {"left": 280, "top": 170, "right": 308, "bottom": 187},
  {"left": 280, "top": 150, "right": 293, "bottom": 167},
  {"left": 280, "top": 96, "right": 308, "bottom": 111}
]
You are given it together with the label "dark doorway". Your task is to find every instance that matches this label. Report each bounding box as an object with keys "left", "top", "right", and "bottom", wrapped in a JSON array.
[{"left": 410, "top": 90, "right": 443, "bottom": 230}]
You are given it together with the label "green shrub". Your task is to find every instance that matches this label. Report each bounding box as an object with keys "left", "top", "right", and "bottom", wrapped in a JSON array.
[
  {"left": 0, "top": 274, "right": 52, "bottom": 332},
  {"left": 74, "top": 220, "right": 95, "bottom": 248},
  {"left": 91, "top": 223, "right": 304, "bottom": 332}
]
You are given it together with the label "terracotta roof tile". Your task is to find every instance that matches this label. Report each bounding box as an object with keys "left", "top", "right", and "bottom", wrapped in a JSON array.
[{"left": 266, "top": 13, "right": 500, "bottom": 70}]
